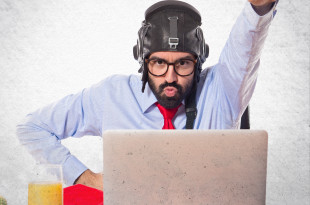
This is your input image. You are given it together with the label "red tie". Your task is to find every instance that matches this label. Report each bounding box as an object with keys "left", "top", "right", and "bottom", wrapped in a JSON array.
[{"left": 155, "top": 102, "right": 181, "bottom": 129}]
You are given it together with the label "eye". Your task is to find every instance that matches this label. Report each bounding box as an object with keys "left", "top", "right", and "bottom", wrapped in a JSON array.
[
  {"left": 179, "top": 60, "right": 186, "bottom": 65},
  {"left": 179, "top": 60, "right": 190, "bottom": 66},
  {"left": 155, "top": 60, "right": 164, "bottom": 65}
]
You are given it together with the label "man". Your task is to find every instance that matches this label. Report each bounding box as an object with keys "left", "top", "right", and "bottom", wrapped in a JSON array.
[{"left": 17, "top": 0, "right": 278, "bottom": 191}]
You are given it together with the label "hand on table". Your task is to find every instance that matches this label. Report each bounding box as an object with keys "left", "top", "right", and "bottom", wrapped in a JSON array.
[{"left": 74, "top": 169, "right": 103, "bottom": 191}]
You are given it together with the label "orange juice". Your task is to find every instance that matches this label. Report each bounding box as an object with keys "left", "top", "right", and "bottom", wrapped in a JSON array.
[{"left": 28, "top": 182, "right": 62, "bottom": 205}]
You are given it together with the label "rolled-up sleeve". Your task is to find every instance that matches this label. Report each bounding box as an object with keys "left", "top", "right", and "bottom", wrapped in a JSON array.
[{"left": 16, "top": 80, "right": 105, "bottom": 185}]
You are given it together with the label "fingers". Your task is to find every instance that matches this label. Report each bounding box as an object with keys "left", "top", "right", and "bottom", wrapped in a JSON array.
[
  {"left": 248, "top": 0, "right": 276, "bottom": 7},
  {"left": 74, "top": 169, "right": 103, "bottom": 191}
]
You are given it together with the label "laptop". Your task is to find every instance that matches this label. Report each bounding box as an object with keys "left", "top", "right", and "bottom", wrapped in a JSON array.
[{"left": 103, "top": 130, "right": 268, "bottom": 205}]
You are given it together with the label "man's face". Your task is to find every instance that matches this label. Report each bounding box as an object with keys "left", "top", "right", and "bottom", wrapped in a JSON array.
[{"left": 147, "top": 51, "right": 195, "bottom": 109}]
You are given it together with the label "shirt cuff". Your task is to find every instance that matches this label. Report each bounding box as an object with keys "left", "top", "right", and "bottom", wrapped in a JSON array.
[
  {"left": 244, "top": 1, "right": 278, "bottom": 29},
  {"left": 62, "top": 155, "right": 88, "bottom": 185}
]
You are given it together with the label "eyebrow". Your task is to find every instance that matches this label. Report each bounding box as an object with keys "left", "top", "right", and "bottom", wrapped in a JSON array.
[{"left": 148, "top": 55, "right": 195, "bottom": 61}]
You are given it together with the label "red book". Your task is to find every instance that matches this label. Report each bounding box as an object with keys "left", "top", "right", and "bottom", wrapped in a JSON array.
[{"left": 64, "top": 184, "right": 103, "bottom": 205}]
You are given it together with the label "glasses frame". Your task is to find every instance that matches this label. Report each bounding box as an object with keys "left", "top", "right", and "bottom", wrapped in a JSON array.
[{"left": 145, "top": 57, "right": 197, "bottom": 77}]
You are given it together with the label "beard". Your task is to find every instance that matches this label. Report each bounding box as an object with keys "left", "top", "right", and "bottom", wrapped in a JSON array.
[{"left": 148, "top": 77, "right": 194, "bottom": 109}]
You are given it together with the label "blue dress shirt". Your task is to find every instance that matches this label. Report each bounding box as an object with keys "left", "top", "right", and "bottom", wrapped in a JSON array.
[{"left": 17, "top": 2, "right": 277, "bottom": 185}]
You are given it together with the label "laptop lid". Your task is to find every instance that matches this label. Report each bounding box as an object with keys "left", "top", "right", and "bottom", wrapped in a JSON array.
[{"left": 103, "top": 130, "right": 268, "bottom": 205}]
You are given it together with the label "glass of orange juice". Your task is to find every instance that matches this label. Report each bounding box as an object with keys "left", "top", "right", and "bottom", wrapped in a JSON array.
[{"left": 28, "top": 164, "right": 63, "bottom": 205}]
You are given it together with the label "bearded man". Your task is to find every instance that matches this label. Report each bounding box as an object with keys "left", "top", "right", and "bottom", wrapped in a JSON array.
[{"left": 17, "top": 0, "right": 278, "bottom": 190}]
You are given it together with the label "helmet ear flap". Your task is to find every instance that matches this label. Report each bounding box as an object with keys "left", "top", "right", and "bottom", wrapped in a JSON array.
[
  {"left": 133, "top": 41, "right": 144, "bottom": 73},
  {"left": 204, "top": 43, "right": 209, "bottom": 59},
  {"left": 196, "top": 27, "right": 209, "bottom": 63},
  {"left": 133, "top": 36, "right": 143, "bottom": 67},
  {"left": 141, "top": 62, "right": 148, "bottom": 92},
  {"left": 133, "top": 21, "right": 150, "bottom": 73},
  {"left": 133, "top": 44, "right": 138, "bottom": 60},
  {"left": 194, "top": 57, "right": 202, "bottom": 83}
]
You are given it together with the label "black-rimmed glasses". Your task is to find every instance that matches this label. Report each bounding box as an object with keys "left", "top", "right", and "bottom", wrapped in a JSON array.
[{"left": 145, "top": 57, "right": 196, "bottom": 77}]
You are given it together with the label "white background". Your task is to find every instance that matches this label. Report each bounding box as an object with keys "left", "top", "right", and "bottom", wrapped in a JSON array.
[{"left": 0, "top": 0, "right": 309, "bottom": 204}]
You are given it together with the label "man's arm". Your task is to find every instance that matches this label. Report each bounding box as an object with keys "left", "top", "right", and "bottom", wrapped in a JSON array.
[
  {"left": 16, "top": 80, "right": 105, "bottom": 187},
  {"left": 213, "top": 0, "right": 278, "bottom": 128}
]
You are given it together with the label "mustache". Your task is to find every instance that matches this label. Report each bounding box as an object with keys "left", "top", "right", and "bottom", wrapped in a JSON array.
[{"left": 158, "top": 82, "right": 183, "bottom": 94}]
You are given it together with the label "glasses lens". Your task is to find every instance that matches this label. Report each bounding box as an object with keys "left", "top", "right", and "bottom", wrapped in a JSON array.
[
  {"left": 175, "top": 60, "right": 195, "bottom": 76},
  {"left": 148, "top": 59, "right": 168, "bottom": 76}
]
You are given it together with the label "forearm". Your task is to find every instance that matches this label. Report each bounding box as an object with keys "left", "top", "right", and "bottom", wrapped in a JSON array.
[{"left": 16, "top": 118, "right": 88, "bottom": 185}]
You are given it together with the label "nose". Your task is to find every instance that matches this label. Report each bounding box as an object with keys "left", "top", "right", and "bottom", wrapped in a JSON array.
[{"left": 164, "top": 64, "right": 177, "bottom": 83}]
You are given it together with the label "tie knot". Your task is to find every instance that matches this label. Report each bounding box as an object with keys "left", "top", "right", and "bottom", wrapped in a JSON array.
[{"left": 155, "top": 102, "right": 180, "bottom": 120}]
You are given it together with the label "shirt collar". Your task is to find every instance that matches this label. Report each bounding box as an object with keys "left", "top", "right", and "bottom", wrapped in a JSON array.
[{"left": 140, "top": 83, "right": 158, "bottom": 113}]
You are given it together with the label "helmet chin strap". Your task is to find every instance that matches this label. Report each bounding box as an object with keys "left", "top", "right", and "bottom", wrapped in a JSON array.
[
  {"left": 184, "top": 59, "right": 201, "bottom": 129},
  {"left": 185, "top": 85, "right": 197, "bottom": 129}
]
